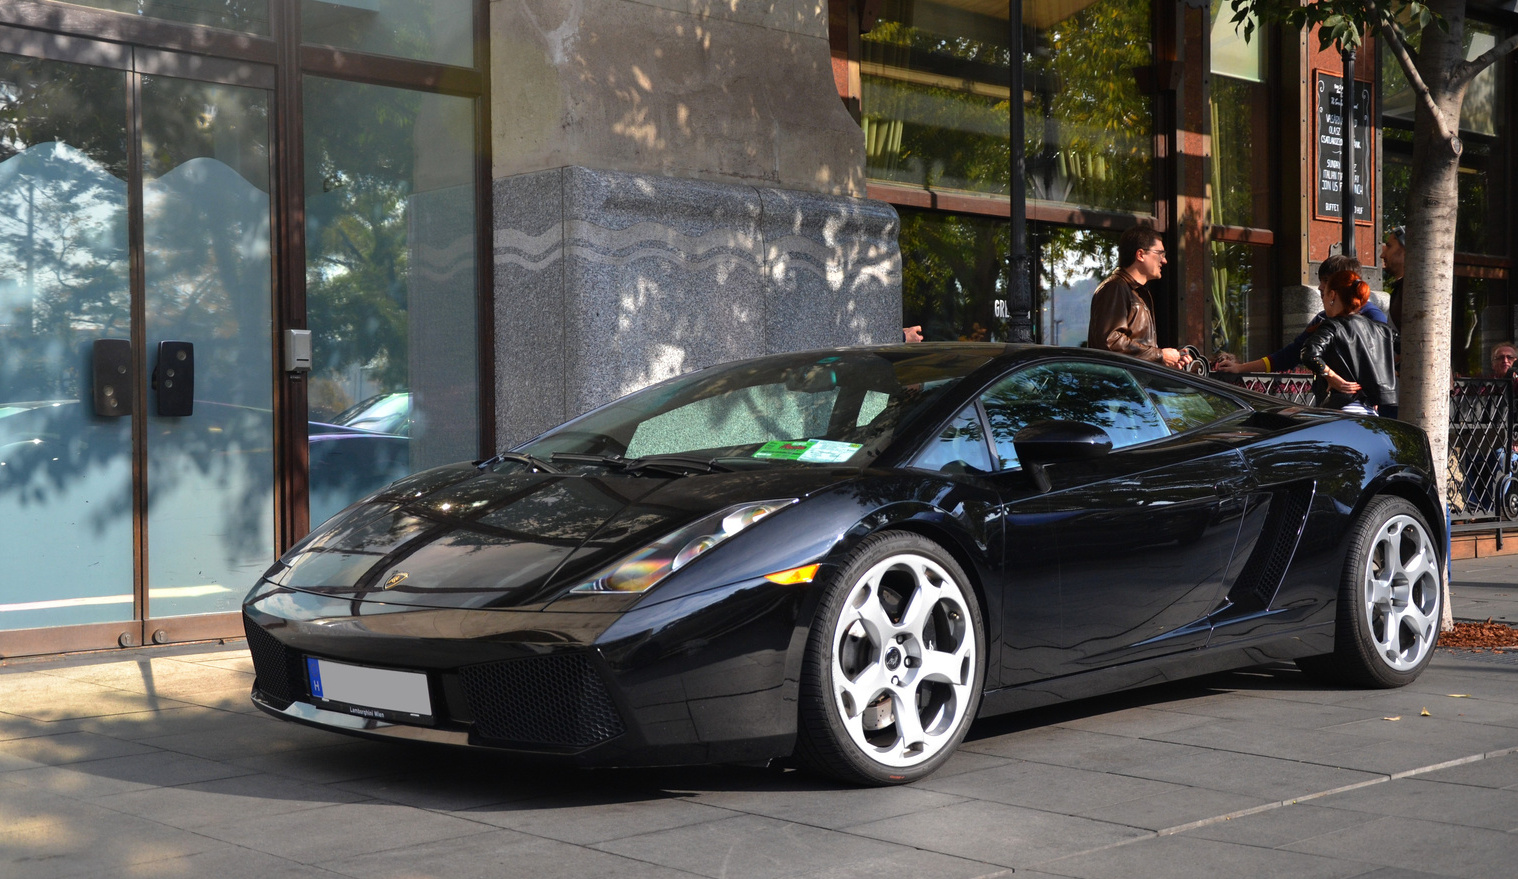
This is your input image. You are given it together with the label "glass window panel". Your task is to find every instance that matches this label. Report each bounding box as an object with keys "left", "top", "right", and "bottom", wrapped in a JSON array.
[
  {"left": 1209, "top": 240, "right": 1271, "bottom": 359},
  {"left": 1030, "top": 223, "right": 1120, "bottom": 347},
  {"left": 899, "top": 208, "right": 1012, "bottom": 342},
  {"left": 1455, "top": 276, "right": 1514, "bottom": 378},
  {"left": 911, "top": 403, "right": 993, "bottom": 474},
  {"left": 1210, "top": 0, "right": 1263, "bottom": 82},
  {"left": 626, "top": 384, "right": 840, "bottom": 457},
  {"left": 66, "top": 0, "right": 269, "bottom": 34},
  {"left": 303, "top": 0, "right": 474, "bottom": 67},
  {"left": 304, "top": 77, "right": 479, "bottom": 527},
  {"left": 1381, "top": 21, "right": 1507, "bottom": 138},
  {"left": 982, "top": 361, "right": 1166, "bottom": 468},
  {"left": 1209, "top": 75, "right": 1270, "bottom": 229},
  {"left": 860, "top": 0, "right": 1010, "bottom": 195},
  {"left": 1025, "top": 0, "right": 1153, "bottom": 213},
  {"left": 1133, "top": 370, "right": 1242, "bottom": 434},
  {"left": 0, "top": 54, "right": 134, "bottom": 630},
  {"left": 1382, "top": 127, "right": 1501, "bottom": 256}
]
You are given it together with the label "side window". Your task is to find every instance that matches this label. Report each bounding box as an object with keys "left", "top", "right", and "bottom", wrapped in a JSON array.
[
  {"left": 981, "top": 362, "right": 1168, "bottom": 468},
  {"left": 911, "top": 404, "right": 994, "bottom": 474},
  {"left": 1134, "top": 371, "right": 1243, "bottom": 434}
]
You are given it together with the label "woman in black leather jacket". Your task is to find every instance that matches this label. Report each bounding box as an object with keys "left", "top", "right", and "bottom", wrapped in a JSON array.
[{"left": 1301, "top": 270, "right": 1398, "bottom": 415}]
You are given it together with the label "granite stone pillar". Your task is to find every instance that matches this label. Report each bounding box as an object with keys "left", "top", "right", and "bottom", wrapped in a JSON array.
[{"left": 489, "top": 0, "right": 901, "bottom": 447}]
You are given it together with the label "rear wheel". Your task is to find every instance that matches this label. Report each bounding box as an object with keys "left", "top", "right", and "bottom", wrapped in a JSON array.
[
  {"left": 796, "top": 531, "right": 984, "bottom": 785},
  {"left": 1297, "top": 496, "right": 1441, "bottom": 687}
]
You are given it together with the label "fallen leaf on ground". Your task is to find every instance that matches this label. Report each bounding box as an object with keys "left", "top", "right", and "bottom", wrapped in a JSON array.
[
  {"left": 1383, "top": 716, "right": 1401, "bottom": 721},
  {"left": 1440, "top": 621, "right": 1518, "bottom": 648},
  {"left": 1420, "top": 707, "right": 1431, "bottom": 716}
]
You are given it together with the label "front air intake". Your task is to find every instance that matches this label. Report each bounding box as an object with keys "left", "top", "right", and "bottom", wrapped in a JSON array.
[
  {"left": 458, "top": 653, "right": 625, "bottom": 749},
  {"left": 243, "top": 615, "right": 299, "bottom": 708}
]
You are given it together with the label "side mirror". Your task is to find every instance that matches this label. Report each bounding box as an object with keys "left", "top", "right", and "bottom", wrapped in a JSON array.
[{"left": 1013, "top": 421, "right": 1112, "bottom": 492}]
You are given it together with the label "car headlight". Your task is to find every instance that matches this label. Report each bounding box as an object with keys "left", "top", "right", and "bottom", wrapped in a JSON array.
[{"left": 572, "top": 499, "right": 797, "bottom": 594}]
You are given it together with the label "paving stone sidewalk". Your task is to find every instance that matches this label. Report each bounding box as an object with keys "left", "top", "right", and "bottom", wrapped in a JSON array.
[{"left": 3, "top": 555, "right": 1518, "bottom": 879}]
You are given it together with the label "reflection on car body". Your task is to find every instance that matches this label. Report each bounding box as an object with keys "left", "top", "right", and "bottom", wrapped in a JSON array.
[{"left": 243, "top": 343, "right": 1446, "bottom": 785}]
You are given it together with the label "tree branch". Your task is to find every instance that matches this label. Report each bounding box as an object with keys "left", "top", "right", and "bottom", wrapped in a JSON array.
[
  {"left": 1451, "top": 32, "right": 1518, "bottom": 91},
  {"left": 1367, "top": 0, "right": 1458, "bottom": 143}
]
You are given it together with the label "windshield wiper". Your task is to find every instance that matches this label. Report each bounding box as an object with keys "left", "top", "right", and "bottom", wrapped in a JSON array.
[
  {"left": 548, "top": 452, "right": 734, "bottom": 476},
  {"left": 549, "top": 452, "right": 629, "bottom": 469},
  {"left": 476, "top": 452, "right": 560, "bottom": 473},
  {"left": 628, "top": 454, "right": 736, "bottom": 475}
]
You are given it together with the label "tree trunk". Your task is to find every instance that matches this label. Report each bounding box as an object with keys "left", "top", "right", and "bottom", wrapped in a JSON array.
[{"left": 1399, "top": 1, "right": 1469, "bottom": 630}]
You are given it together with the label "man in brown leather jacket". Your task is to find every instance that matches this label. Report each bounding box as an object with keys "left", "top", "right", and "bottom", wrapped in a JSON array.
[{"left": 1086, "top": 223, "right": 1191, "bottom": 369}]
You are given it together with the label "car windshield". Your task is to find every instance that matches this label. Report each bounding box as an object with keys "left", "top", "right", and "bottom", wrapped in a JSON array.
[{"left": 514, "top": 347, "right": 999, "bottom": 467}]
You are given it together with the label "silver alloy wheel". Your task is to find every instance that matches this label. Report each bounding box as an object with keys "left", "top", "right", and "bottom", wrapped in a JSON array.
[
  {"left": 829, "top": 552, "right": 976, "bottom": 769},
  {"left": 1362, "top": 512, "right": 1441, "bottom": 672}
]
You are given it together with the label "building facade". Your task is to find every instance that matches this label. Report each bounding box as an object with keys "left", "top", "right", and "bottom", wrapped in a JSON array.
[
  {"left": 833, "top": 0, "right": 1515, "bottom": 371},
  {"left": 0, "top": 0, "right": 897, "bottom": 657},
  {"left": 1, "top": 0, "right": 1514, "bottom": 658}
]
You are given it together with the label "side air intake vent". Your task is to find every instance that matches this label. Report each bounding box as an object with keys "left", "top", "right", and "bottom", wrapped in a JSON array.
[
  {"left": 1230, "top": 482, "right": 1316, "bottom": 608},
  {"left": 459, "top": 653, "right": 625, "bottom": 749}
]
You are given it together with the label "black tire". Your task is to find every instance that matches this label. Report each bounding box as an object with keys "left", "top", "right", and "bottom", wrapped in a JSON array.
[
  {"left": 795, "top": 531, "right": 985, "bottom": 785},
  {"left": 1296, "top": 496, "right": 1441, "bottom": 687}
]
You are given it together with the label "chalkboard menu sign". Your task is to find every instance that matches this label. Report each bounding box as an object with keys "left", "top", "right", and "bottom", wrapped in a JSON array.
[{"left": 1315, "top": 70, "right": 1374, "bottom": 222}]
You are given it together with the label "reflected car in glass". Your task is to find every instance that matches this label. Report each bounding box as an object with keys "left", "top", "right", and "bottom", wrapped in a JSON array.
[{"left": 243, "top": 343, "right": 1446, "bottom": 785}]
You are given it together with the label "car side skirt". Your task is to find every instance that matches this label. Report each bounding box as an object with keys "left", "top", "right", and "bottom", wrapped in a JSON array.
[{"left": 976, "top": 620, "right": 1335, "bottom": 717}]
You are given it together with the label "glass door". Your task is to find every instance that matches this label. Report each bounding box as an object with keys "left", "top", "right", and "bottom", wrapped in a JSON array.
[
  {"left": 0, "top": 37, "right": 276, "bottom": 648},
  {"left": 139, "top": 67, "right": 275, "bottom": 625}
]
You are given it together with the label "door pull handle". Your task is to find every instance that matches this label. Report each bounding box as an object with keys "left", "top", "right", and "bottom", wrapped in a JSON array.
[
  {"left": 152, "top": 340, "right": 195, "bottom": 417},
  {"left": 91, "top": 339, "right": 133, "bottom": 417}
]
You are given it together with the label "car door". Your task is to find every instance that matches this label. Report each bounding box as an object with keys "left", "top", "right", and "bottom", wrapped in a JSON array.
[{"left": 983, "top": 359, "right": 1252, "bottom": 682}]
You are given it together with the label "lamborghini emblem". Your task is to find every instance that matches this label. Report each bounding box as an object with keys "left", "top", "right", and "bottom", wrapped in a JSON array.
[{"left": 382, "top": 572, "right": 409, "bottom": 590}]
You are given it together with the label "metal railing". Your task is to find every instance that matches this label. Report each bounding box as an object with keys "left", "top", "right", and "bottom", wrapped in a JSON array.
[{"left": 1218, "top": 373, "right": 1515, "bottom": 523}]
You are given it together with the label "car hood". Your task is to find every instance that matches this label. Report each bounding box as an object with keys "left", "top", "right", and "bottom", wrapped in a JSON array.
[{"left": 260, "top": 463, "right": 855, "bottom": 611}]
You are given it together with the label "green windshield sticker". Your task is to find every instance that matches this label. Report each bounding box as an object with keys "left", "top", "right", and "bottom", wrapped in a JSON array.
[
  {"left": 754, "top": 441, "right": 814, "bottom": 460},
  {"left": 753, "top": 440, "right": 861, "bottom": 463}
]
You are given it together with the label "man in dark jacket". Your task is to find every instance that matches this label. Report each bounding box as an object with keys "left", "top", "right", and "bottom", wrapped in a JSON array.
[{"left": 1086, "top": 223, "right": 1190, "bottom": 369}]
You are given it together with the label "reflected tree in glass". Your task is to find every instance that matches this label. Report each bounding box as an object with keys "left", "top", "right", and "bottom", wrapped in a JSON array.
[
  {"left": 1024, "top": 0, "right": 1153, "bottom": 213},
  {"left": 63, "top": 0, "right": 270, "bottom": 34},
  {"left": 899, "top": 209, "right": 1010, "bottom": 342},
  {"left": 861, "top": 8, "right": 1011, "bottom": 195},
  {"left": 1031, "top": 224, "right": 1119, "bottom": 347}
]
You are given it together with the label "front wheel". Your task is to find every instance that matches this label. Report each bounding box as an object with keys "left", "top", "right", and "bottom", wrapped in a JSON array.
[
  {"left": 795, "top": 531, "right": 985, "bottom": 785},
  {"left": 1299, "top": 496, "right": 1442, "bottom": 687}
]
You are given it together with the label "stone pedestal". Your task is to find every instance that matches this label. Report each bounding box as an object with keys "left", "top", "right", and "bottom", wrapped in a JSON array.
[
  {"left": 1281, "top": 284, "right": 1319, "bottom": 347},
  {"left": 494, "top": 166, "right": 900, "bottom": 446}
]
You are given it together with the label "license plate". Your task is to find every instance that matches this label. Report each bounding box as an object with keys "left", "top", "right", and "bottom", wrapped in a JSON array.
[{"left": 306, "top": 657, "right": 434, "bottom": 724}]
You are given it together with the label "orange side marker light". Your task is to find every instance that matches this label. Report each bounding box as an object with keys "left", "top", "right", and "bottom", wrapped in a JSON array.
[{"left": 764, "top": 564, "right": 820, "bottom": 585}]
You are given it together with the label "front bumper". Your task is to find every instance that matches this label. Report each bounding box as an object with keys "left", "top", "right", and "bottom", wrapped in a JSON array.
[{"left": 242, "top": 575, "right": 815, "bottom": 767}]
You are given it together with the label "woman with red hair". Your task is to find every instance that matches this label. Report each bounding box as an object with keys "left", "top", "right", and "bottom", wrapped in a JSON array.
[{"left": 1301, "top": 270, "right": 1398, "bottom": 415}]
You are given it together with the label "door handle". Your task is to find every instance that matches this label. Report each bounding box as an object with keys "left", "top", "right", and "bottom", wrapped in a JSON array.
[
  {"left": 152, "top": 341, "right": 195, "bottom": 417},
  {"left": 91, "top": 339, "right": 133, "bottom": 417}
]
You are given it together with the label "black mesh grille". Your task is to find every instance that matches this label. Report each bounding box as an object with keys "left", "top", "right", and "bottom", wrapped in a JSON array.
[
  {"left": 1233, "top": 483, "right": 1316, "bottom": 607},
  {"left": 459, "top": 653, "right": 625, "bottom": 748},
  {"left": 243, "top": 615, "right": 297, "bottom": 707}
]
